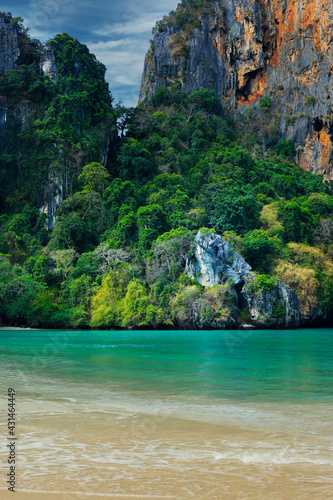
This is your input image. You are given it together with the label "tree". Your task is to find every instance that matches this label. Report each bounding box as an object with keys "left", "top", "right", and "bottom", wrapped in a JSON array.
[
  {"left": 137, "top": 204, "right": 168, "bottom": 251},
  {"left": 121, "top": 280, "right": 150, "bottom": 327},
  {"left": 149, "top": 228, "right": 195, "bottom": 280},
  {"left": 78, "top": 162, "right": 110, "bottom": 193},
  {"left": 48, "top": 191, "right": 106, "bottom": 252},
  {"left": 241, "top": 229, "right": 282, "bottom": 274},
  {"left": 103, "top": 178, "right": 137, "bottom": 225},
  {"left": 279, "top": 200, "right": 317, "bottom": 243},
  {"left": 90, "top": 266, "right": 132, "bottom": 327},
  {"left": 114, "top": 103, "right": 135, "bottom": 138},
  {"left": 189, "top": 89, "right": 221, "bottom": 113},
  {"left": 117, "top": 138, "right": 153, "bottom": 183},
  {"left": 0, "top": 254, "right": 44, "bottom": 323},
  {"left": 209, "top": 190, "right": 259, "bottom": 235}
]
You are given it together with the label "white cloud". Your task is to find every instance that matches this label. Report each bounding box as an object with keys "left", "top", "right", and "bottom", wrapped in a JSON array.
[
  {"left": 7, "top": 0, "right": 179, "bottom": 105},
  {"left": 21, "top": 16, "right": 53, "bottom": 41},
  {"left": 88, "top": 38, "right": 149, "bottom": 88},
  {"left": 86, "top": 1, "right": 179, "bottom": 105},
  {"left": 93, "top": 12, "right": 166, "bottom": 37},
  {"left": 88, "top": 39, "right": 126, "bottom": 51}
]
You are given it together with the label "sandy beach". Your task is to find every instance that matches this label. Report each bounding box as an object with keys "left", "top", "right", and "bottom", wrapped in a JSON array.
[
  {"left": 1, "top": 329, "right": 333, "bottom": 499},
  {"left": 1, "top": 402, "right": 333, "bottom": 500}
]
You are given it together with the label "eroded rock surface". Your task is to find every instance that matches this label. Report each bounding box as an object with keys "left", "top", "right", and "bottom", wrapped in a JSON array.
[
  {"left": 0, "top": 13, "right": 19, "bottom": 73},
  {"left": 40, "top": 46, "right": 57, "bottom": 83},
  {"left": 186, "top": 230, "right": 252, "bottom": 286},
  {"left": 186, "top": 230, "right": 301, "bottom": 328},
  {"left": 140, "top": 0, "right": 333, "bottom": 179},
  {"left": 242, "top": 277, "right": 301, "bottom": 328}
]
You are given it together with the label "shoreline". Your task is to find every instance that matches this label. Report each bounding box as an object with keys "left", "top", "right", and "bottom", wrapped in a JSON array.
[
  {"left": 1, "top": 325, "right": 333, "bottom": 332},
  {"left": 0, "top": 326, "right": 43, "bottom": 331}
]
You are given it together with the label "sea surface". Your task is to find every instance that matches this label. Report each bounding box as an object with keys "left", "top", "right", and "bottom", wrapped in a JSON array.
[{"left": 0, "top": 328, "right": 333, "bottom": 499}]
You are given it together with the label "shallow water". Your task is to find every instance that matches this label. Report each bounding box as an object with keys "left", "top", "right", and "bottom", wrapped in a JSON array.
[{"left": 1, "top": 328, "right": 333, "bottom": 499}]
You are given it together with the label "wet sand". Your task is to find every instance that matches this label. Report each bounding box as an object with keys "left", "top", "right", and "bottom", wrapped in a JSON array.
[{"left": 1, "top": 404, "right": 332, "bottom": 500}]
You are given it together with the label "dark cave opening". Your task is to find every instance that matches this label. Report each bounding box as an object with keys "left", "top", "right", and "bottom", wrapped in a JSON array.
[
  {"left": 313, "top": 117, "right": 324, "bottom": 132},
  {"left": 235, "top": 68, "right": 262, "bottom": 102}
]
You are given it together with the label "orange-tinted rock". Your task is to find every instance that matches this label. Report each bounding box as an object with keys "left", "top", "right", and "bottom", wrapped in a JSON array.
[{"left": 140, "top": 0, "right": 333, "bottom": 179}]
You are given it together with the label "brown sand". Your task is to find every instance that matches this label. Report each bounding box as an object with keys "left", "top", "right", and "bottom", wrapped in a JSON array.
[{"left": 1, "top": 409, "right": 332, "bottom": 500}]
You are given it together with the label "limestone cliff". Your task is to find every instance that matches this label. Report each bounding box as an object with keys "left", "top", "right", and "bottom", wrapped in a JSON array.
[
  {"left": 140, "top": 0, "right": 333, "bottom": 179},
  {"left": 0, "top": 13, "right": 19, "bottom": 133},
  {"left": 0, "top": 15, "right": 115, "bottom": 227},
  {"left": 40, "top": 46, "right": 57, "bottom": 83},
  {"left": 0, "top": 13, "right": 20, "bottom": 73},
  {"left": 242, "top": 276, "right": 301, "bottom": 328}
]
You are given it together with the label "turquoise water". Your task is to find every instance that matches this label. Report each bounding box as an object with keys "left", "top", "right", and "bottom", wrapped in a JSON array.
[
  {"left": 1, "top": 328, "right": 333, "bottom": 402},
  {"left": 1, "top": 327, "right": 333, "bottom": 485}
]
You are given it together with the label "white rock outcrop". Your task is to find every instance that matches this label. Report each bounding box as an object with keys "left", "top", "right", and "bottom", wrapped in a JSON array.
[{"left": 185, "top": 230, "right": 252, "bottom": 287}]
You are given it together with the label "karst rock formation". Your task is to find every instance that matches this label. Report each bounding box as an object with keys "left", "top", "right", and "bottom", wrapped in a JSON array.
[{"left": 140, "top": 0, "right": 333, "bottom": 179}]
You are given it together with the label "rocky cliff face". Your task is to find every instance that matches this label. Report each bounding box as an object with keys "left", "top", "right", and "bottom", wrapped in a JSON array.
[
  {"left": 186, "top": 230, "right": 301, "bottom": 328},
  {"left": 0, "top": 13, "right": 19, "bottom": 73},
  {"left": 40, "top": 46, "right": 57, "bottom": 83},
  {"left": 242, "top": 277, "right": 301, "bottom": 328},
  {"left": 0, "top": 15, "right": 114, "bottom": 227},
  {"left": 0, "top": 14, "right": 19, "bottom": 132},
  {"left": 140, "top": 0, "right": 333, "bottom": 179},
  {"left": 186, "top": 230, "right": 252, "bottom": 286}
]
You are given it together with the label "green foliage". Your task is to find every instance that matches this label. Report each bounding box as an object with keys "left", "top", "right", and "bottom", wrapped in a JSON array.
[
  {"left": 48, "top": 191, "right": 106, "bottom": 252},
  {"left": 305, "top": 95, "right": 315, "bottom": 106},
  {"left": 103, "top": 178, "right": 137, "bottom": 226},
  {"left": 0, "top": 253, "right": 44, "bottom": 324},
  {"left": 254, "top": 274, "right": 278, "bottom": 291},
  {"left": 121, "top": 279, "right": 169, "bottom": 327},
  {"left": 0, "top": 204, "right": 48, "bottom": 247},
  {"left": 2, "top": 18, "right": 333, "bottom": 328},
  {"left": 78, "top": 162, "right": 110, "bottom": 193},
  {"left": 28, "top": 289, "right": 72, "bottom": 328},
  {"left": 275, "top": 140, "right": 295, "bottom": 158},
  {"left": 241, "top": 230, "right": 282, "bottom": 274},
  {"left": 104, "top": 207, "right": 137, "bottom": 249},
  {"left": 151, "top": 83, "right": 186, "bottom": 108},
  {"left": 148, "top": 228, "right": 195, "bottom": 283},
  {"left": 89, "top": 264, "right": 139, "bottom": 327},
  {"left": 137, "top": 204, "right": 168, "bottom": 251},
  {"left": 0, "top": 19, "right": 116, "bottom": 216},
  {"left": 271, "top": 301, "right": 286, "bottom": 318},
  {"left": 155, "top": 0, "right": 224, "bottom": 39},
  {"left": 72, "top": 251, "right": 99, "bottom": 280},
  {"left": 209, "top": 189, "right": 259, "bottom": 235},
  {"left": 279, "top": 200, "right": 317, "bottom": 243},
  {"left": 189, "top": 89, "right": 221, "bottom": 113},
  {"left": 48, "top": 33, "right": 113, "bottom": 130},
  {"left": 117, "top": 137, "right": 153, "bottom": 184},
  {"left": 258, "top": 96, "right": 272, "bottom": 110}
]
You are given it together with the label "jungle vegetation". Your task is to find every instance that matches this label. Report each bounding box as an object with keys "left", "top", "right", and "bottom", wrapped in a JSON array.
[{"left": 1, "top": 19, "right": 333, "bottom": 329}]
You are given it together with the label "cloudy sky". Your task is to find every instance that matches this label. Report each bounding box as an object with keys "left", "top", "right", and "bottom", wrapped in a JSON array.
[{"left": 2, "top": 0, "right": 178, "bottom": 105}]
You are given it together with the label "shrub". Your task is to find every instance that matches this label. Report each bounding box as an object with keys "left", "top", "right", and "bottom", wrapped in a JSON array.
[
  {"left": 305, "top": 95, "right": 315, "bottom": 106},
  {"left": 258, "top": 96, "right": 272, "bottom": 110},
  {"left": 254, "top": 274, "right": 278, "bottom": 291}
]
